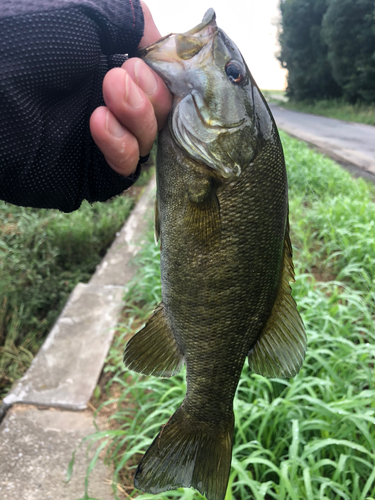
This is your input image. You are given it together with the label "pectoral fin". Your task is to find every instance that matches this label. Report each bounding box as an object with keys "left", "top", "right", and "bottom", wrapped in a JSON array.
[
  {"left": 186, "top": 181, "right": 221, "bottom": 247},
  {"left": 124, "top": 303, "right": 183, "bottom": 377},
  {"left": 248, "top": 224, "right": 306, "bottom": 378}
]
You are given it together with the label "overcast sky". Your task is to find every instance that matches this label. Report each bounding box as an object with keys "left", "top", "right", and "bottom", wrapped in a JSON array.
[{"left": 144, "top": 0, "right": 287, "bottom": 90}]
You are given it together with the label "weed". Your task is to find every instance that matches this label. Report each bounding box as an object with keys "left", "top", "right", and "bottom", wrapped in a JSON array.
[{"left": 0, "top": 191, "right": 135, "bottom": 398}]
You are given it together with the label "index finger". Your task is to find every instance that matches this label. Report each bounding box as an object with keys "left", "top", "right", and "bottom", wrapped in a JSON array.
[{"left": 122, "top": 58, "right": 172, "bottom": 131}]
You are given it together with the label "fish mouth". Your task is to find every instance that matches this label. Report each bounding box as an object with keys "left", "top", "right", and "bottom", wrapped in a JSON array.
[
  {"left": 184, "top": 7, "right": 216, "bottom": 35},
  {"left": 138, "top": 8, "right": 218, "bottom": 86},
  {"left": 137, "top": 33, "right": 172, "bottom": 59},
  {"left": 191, "top": 92, "right": 246, "bottom": 131},
  {"left": 139, "top": 9, "right": 244, "bottom": 133},
  {"left": 138, "top": 8, "right": 217, "bottom": 59}
]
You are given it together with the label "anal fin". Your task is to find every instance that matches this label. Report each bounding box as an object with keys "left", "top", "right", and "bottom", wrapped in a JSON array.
[
  {"left": 124, "top": 303, "right": 183, "bottom": 377},
  {"left": 248, "top": 223, "right": 306, "bottom": 378}
]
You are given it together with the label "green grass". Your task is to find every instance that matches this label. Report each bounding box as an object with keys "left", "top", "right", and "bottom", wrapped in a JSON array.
[
  {"left": 82, "top": 135, "right": 375, "bottom": 500},
  {"left": 0, "top": 166, "right": 155, "bottom": 399},
  {"left": 262, "top": 90, "right": 287, "bottom": 101},
  {"left": 273, "top": 98, "right": 375, "bottom": 126}
]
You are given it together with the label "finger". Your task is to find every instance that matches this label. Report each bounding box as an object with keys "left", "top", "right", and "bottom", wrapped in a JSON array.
[
  {"left": 123, "top": 58, "right": 172, "bottom": 130},
  {"left": 90, "top": 106, "right": 140, "bottom": 176},
  {"left": 139, "top": 1, "right": 162, "bottom": 48},
  {"left": 102, "top": 67, "right": 158, "bottom": 157}
]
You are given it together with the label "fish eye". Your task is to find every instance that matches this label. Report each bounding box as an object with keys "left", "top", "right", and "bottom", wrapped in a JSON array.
[{"left": 225, "top": 61, "right": 245, "bottom": 85}]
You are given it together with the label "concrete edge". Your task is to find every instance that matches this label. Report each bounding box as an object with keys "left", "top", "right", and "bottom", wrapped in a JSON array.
[
  {"left": 2, "top": 283, "right": 124, "bottom": 410},
  {"left": 1, "top": 178, "right": 156, "bottom": 421},
  {"left": 280, "top": 126, "right": 375, "bottom": 183}
]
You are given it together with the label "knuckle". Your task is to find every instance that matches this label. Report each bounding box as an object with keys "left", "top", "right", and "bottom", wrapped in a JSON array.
[
  {"left": 133, "top": 105, "right": 157, "bottom": 154},
  {"left": 142, "top": 110, "right": 158, "bottom": 139},
  {"left": 120, "top": 138, "right": 140, "bottom": 167},
  {"left": 106, "top": 135, "right": 140, "bottom": 174}
]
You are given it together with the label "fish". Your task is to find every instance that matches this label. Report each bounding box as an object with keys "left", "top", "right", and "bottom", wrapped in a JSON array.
[{"left": 123, "top": 8, "right": 306, "bottom": 500}]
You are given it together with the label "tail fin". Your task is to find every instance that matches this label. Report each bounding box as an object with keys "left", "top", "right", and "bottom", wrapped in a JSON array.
[{"left": 134, "top": 405, "right": 234, "bottom": 500}]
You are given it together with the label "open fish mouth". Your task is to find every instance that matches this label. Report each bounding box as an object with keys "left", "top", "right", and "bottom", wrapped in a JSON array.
[
  {"left": 138, "top": 8, "right": 218, "bottom": 93},
  {"left": 191, "top": 92, "right": 246, "bottom": 130},
  {"left": 138, "top": 8, "right": 217, "bottom": 59},
  {"left": 137, "top": 33, "right": 172, "bottom": 59}
]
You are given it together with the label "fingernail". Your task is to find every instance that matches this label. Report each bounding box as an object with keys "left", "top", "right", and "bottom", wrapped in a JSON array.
[
  {"left": 134, "top": 59, "right": 158, "bottom": 95},
  {"left": 106, "top": 111, "right": 126, "bottom": 138},
  {"left": 125, "top": 72, "right": 144, "bottom": 109}
]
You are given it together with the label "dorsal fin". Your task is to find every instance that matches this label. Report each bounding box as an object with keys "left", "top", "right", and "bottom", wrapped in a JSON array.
[{"left": 248, "top": 222, "right": 306, "bottom": 378}]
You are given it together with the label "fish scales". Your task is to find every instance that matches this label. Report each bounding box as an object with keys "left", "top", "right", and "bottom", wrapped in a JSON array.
[
  {"left": 158, "top": 130, "right": 286, "bottom": 416},
  {"left": 124, "top": 8, "right": 306, "bottom": 500}
]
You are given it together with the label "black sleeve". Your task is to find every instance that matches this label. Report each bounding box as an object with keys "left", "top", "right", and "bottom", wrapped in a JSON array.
[{"left": 0, "top": 0, "right": 145, "bottom": 212}]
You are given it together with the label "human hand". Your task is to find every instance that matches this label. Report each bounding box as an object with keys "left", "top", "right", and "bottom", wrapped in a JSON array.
[{"left": 90, "top": 2, "right": 172, "bottom": 176}]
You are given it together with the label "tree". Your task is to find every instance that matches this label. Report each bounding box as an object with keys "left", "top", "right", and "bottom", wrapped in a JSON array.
[
  {"left": 278, "top": 0, "right": 341, "bottom": 101},
  {"left": 322, "top": 0, "right": 375, "bottom": 103}
]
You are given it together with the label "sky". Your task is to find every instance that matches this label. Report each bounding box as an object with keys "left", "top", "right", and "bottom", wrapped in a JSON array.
[{"left": 144, "top": 0, "right": 287, "bottom": 90}]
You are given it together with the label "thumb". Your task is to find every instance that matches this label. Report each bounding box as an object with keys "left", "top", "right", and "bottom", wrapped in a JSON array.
[{"left": 139, "top": 2, "right": 162, "bottom": 48}]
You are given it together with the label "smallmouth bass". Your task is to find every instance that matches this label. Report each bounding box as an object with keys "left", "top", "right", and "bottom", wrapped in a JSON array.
[{"left": 124, "top": 9, "right": 306, "bottom": 500}]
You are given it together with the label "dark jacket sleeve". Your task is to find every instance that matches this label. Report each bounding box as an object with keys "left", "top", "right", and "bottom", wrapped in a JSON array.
[{"left": 0, "top": 0, "right": 145, "bottom": 212}]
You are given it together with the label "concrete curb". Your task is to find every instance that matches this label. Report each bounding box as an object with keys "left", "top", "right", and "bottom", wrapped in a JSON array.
[
  {"left": 2, "top": 284, "right": 124, "bottom": 411},
  {"left": 0, "top": 405, "right": 116, "bottom": 500},
  {"left": 2, "top": 176, "right": 155, "bottom": 415}
]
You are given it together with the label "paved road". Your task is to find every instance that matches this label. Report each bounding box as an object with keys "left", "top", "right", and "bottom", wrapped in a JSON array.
[{"left": 269, "top": 103, "right": 375, "bottom": 178}]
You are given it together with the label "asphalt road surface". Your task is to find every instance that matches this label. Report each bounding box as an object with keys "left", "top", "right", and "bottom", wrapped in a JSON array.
[{"left": 269, "top": 103, "right": 375, "bottom": 180}]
